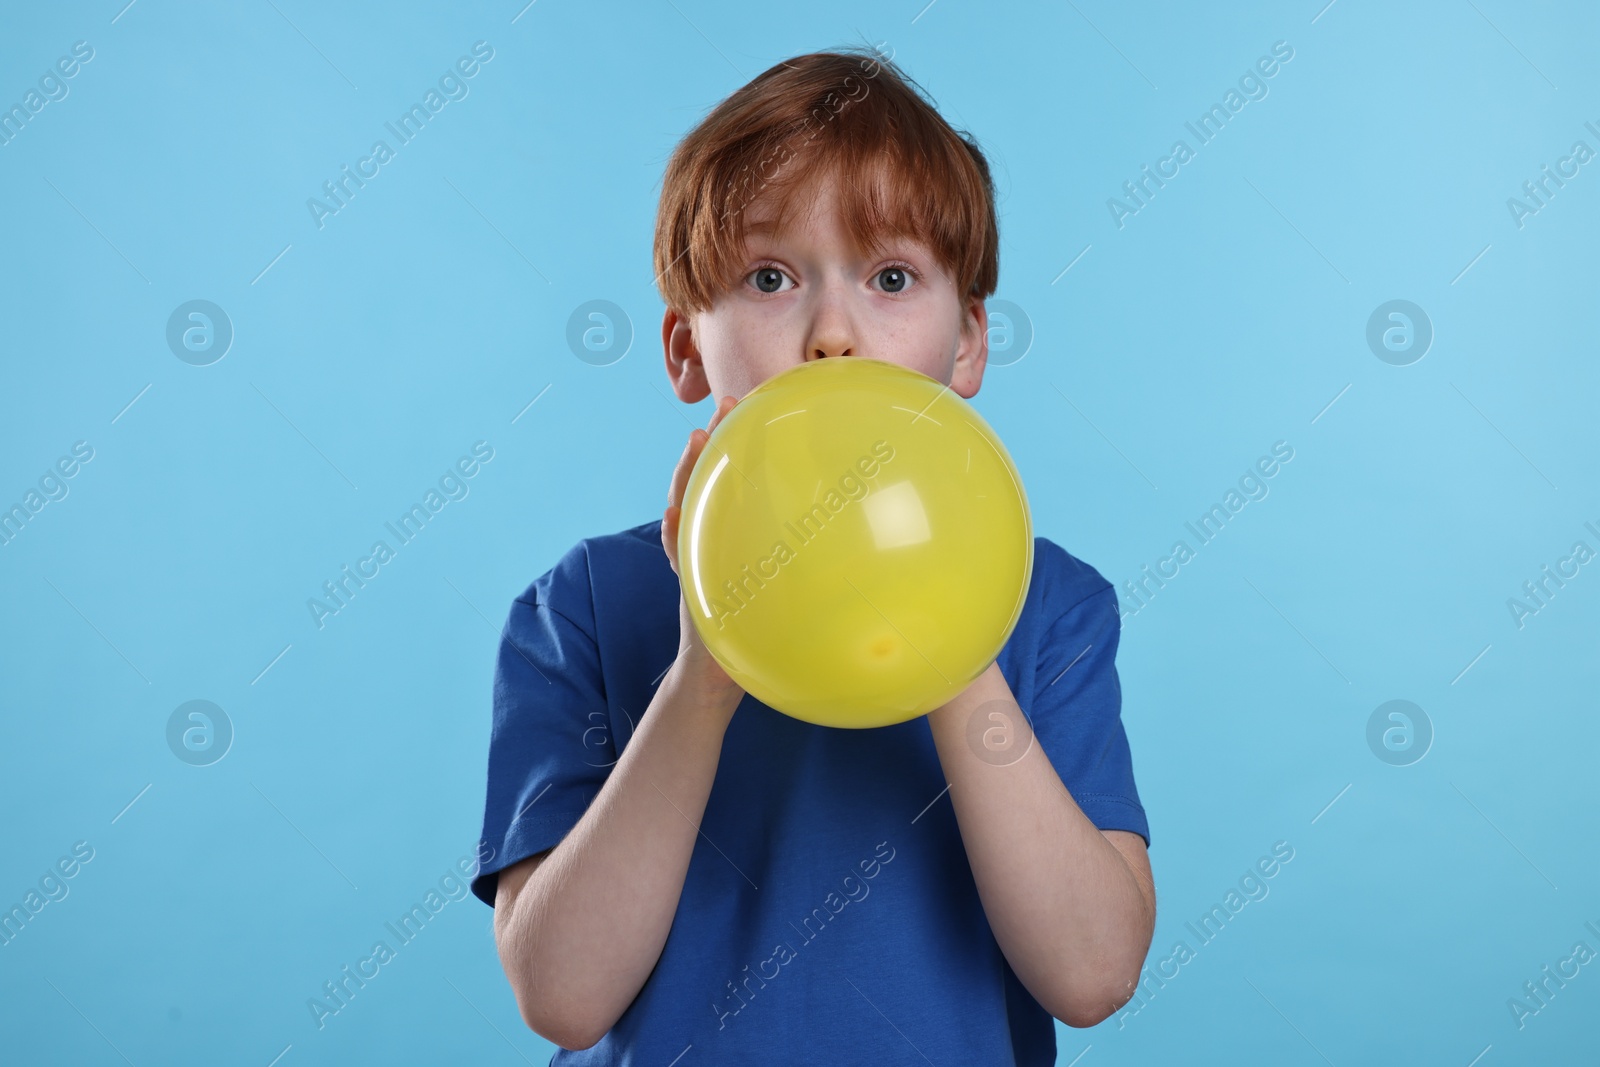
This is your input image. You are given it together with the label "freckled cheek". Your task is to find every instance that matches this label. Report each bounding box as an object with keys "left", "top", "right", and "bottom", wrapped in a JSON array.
[
  {"left": 891, "top": 317, "right": 947, "bottom": 370},
  {"left": 731, "top": 318, "right": 796, "bottom": 388}
]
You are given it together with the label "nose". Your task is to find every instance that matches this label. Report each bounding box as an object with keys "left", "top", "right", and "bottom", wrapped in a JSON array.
[{"left": 804, "top": 282, "right": 856, "bottom": 361}]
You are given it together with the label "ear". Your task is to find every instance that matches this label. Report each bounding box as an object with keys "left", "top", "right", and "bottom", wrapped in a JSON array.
[
  {"left": 662, "top": 307, "right": 711, "bottom": 404},
  {"left": 951, "top": 294, "right": 989, "bottom": 400}
]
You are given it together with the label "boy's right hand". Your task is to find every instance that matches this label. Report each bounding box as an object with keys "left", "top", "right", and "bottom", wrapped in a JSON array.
[{"left": 663, "top": 394, "right": 745, "bottom": 703}]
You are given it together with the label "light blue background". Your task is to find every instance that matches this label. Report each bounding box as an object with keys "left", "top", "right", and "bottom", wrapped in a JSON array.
[{"left": 2, "top": 1, "right": 1596, "bottom": 1063}]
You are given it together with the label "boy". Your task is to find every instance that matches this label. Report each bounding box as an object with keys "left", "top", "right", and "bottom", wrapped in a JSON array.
[{"left": 471, "top": 46, "right": 1156, "bottom": 1063}]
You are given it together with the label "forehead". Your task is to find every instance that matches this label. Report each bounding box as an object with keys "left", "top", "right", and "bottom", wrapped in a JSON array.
[
  {"left": 741, "top": 173, "right": 839, "bottom": 235},
  {"left": 740, "top": 170, "right": 927, "bottom": 255}
]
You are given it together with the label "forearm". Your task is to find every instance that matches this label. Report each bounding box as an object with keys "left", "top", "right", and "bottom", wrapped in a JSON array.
[
  {"left": 927, "top": 663, "right": 1154, "bottom": 1026},
  {"left": 496, "top": 656, "right": 742, "bottom": 1045}
]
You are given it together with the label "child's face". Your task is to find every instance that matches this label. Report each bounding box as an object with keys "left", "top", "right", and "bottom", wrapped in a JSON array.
[{"left": 663, "top": 173, "right": 990, "bottom": 405}]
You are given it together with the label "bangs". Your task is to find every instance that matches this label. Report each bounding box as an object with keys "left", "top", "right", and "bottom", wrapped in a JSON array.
[{"left": 655, "top": 48, "right": 998, "bottom": 315}]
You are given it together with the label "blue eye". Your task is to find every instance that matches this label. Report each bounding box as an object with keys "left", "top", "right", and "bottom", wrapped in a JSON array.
[
  {"left": 750, "top": 267, "right": 790, "bottom": 293},
  {"left": 878, "top": 267, "right": 908, "bottom": 293}
]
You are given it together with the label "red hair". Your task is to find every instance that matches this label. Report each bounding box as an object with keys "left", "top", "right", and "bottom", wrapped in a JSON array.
[{"left": 653, "top": 46, "right": 999, "bottom": 316}]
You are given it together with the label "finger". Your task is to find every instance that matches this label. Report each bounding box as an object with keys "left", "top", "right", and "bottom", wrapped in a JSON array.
[
  {"left": 662, "top": 504, "right": 680, "bottom": 572},
  {"left": 666, "top": 427, "right": 707, "bottom": 510},
  {"left": 706, "top": 393, "right": 737, "bottom": 433},
  {"left": 696, "top": 398, "right": 736, "bottom": 464}
]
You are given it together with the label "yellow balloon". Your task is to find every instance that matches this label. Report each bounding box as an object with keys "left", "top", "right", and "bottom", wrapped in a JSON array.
[{"left": 678, "top": 357, "right": 1033, "bottom": 728}]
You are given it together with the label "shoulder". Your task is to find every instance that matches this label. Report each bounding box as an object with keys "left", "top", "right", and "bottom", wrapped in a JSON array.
[
  {"left": 1029, "top": 535, "right": 1114, "bottom": 621},
  {"left": 510, "top": 518, "right": 669, "bottom": 633},
  {"left": 1001, "top": 536, "right": 1118, "bottom": 669}
]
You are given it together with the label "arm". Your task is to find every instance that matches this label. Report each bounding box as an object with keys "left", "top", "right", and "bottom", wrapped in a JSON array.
[
  {"left": 493, "top": 394, "right": 745, "bottom": 1050},
  {"left": 926, "top": 661, "right": 1156, "bottom": 1028},
  {"left": 493, "top": 656, "right": 742, "bottom": 1049}
]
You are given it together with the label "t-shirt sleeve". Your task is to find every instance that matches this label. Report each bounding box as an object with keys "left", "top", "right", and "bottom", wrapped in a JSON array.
[
  {"left": 470, "top": 551, "right": 616, "bottom": 906},
  {"left": 1028, "top": 583, "right": 1150, "bottom": 849}
]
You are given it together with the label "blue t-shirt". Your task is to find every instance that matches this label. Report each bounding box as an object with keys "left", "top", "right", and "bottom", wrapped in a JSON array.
[{"left": 471, "top": 518, "right": 1149, "bottom": 1065}]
